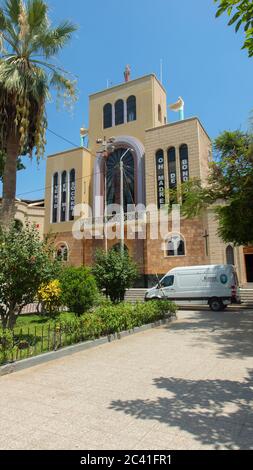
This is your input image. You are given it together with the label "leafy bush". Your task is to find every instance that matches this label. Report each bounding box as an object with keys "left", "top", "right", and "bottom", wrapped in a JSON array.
[
  {"left": 55, "top": 300, "right": 177, "bottom": 342},
  {"left": 37, "top": 280, "right": 62, "bottom": 316},
  {"left": 92, "top": 249, "right": 138, "bottom": 303},
  {"left": 60, "top": 267, "right": 98, "bottom": 316},
  {"left": 0, "top": 223, "right": 61, "bottom": 329}
]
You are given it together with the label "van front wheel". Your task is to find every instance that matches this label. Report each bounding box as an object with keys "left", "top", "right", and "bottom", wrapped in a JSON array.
[{"left": 209, "top": 298, "right": 223, "bottom": 312}]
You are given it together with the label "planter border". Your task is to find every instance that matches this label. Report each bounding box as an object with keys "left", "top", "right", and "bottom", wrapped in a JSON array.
[{"left": 0, "top": 314, "right": 176, "bottom": 377}]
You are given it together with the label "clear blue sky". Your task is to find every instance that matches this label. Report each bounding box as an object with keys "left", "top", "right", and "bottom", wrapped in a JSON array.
[{"left": 5, "top": 0, "right": 253, "bottom": 200}]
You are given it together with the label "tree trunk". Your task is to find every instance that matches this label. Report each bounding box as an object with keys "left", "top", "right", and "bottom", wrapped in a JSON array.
[
  {"left": 7, "top": 311, "right": 17, "bottom": 330},
  {"left": 0, "top": 131, "right": 20, "bottom": 229}
]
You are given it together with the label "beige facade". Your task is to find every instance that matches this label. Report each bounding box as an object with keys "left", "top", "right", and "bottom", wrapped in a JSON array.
[
  {"left": 44, "top": 147, "right": 93, "bottom": 235},
  {"left": 43, "top": 72, "right": 249, "bottom": 286},
  {"left": 144, "top": 118, "right": 211, "bottom": 207},
  {"left": 14, "top": 199, "right": 45, "bottom": 238},
  {"left": 89, "top": 74, "right": 167, "bottom": 152}
]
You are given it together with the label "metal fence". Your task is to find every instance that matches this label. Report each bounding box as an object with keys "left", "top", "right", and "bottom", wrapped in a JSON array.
[{"left": 0, "top": 323, "right": 86, "bottom": 366}]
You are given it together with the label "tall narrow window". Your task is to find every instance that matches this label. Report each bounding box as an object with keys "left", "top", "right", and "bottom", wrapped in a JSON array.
[
  {"left": 226, "top": 245, "right": 235, "bottom": 265},
  {"left": 158, "top": 104, "right": 162, "bottom": 123},
  {"left": 115, "top": 99, "right": 124, "bottom": 125},
  {"left": 155, "top": 149, "right": 165, "bottom": 209},
  {"left": 167, "top": 147, "right": 177, "bottom": 189},
  {"left": 103, "top": 103, "right": 112, "bottom": 129},
  {"left": 52, "top": 173, "right": 59, "bottom": 223},
  {"left": 127, "top": 95, "right": 136, "bottom": 122},
  {"left": 61, "top": 171, "right": 67, "bottom": 222},
  {"left": 179, "top": 144, "right": 189, "bottom": 183},
  {"left": 69, "top": 169, "right": 76, "bottom": 221}
]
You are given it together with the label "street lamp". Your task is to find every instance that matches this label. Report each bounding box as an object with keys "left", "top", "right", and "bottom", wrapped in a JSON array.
[
  {"left": 96, "top": 137, "right": 116, "bottom": 252},
  {"left": 120, "top": 148, "right": 134, "bottom": 256}
]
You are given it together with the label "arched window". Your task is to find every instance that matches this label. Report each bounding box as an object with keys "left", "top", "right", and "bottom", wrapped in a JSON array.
[
  {"left": 226, "top": 245, "right": 235, "bottom": 265},
  {"left": 103, "top": 103, "right": 112, "bottom": 129},
  {"left": 167, "top": 147, "right": 177, "bottom": 190},
  {"left": 61, "top": 171, "right": 67, "bottom": 222},
  {"left": 52, "top": 172, "right": 59, "bottom": 223},
  {"left": 127, "top": 95, "right": 136, "bottom": 122},
  {"left": 56, "top": 243, "right": 69, "bottom": 262},
  {"left": 115, "top": 99, "right": 124, "bottom": 125},
  {"left": 155, "top": 149, "right": 165, "bottom": 209},
  {"left": 179, "top": 144, "right": 189, "bottom": 183},
  {"left": 158, "top": 104, "right": 162, "bottom": 123},
  {"left": 69, "top": 169, "right": 76, "bottom": 221},
  {"left": 106, "top": 148, "right": 135, "bottom": 212},
  {"left": 165, "top": 233, "right": 185, "bottom": 257}
]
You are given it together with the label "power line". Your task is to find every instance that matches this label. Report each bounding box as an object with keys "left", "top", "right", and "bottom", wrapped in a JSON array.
[
  {"left": 47, "top": 128, "right": 80, "bottom": 149},
  {"left": 16, "top": 127, "right": 159, "bottom": 198}
]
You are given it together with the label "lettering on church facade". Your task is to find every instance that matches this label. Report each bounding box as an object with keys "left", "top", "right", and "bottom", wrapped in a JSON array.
[
  {"left": 168, "top": 147, "right": 177, "bottom": 189},
  {"left": 156, "top": 149, "right": 165, "bottom": 209},
  {"left": 52, "top": 173, "right": 59, "bottom": 223},
  {"left": 69, "top": 169, "right": 76, "bottom": 221},
  {"left": 180, "top": 144, "right": 189, "bottom": 183}
]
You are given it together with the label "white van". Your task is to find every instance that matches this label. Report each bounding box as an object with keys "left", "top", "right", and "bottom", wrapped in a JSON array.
[{"left": 145, "top": 265, "right": 241, "bottom": 311}]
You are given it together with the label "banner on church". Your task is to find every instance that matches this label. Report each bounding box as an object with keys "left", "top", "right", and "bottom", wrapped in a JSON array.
[
  {"left": 156, "top": 150, "right": 165, "bottom": 209},
  {"left": 61, "top": 171, "right": 67, "bottom": 222},
  {"left": 180, "top": 144, "right": 189, "bottom": 183},
  {"left": 52, "top": 173, "right": 59, "bottom": 223},
  {"left": 69, "top": 169, "right": 76, "bottom": 221},
  {"left": 168, "top": 147, "right": 177, "bottom": 189}
]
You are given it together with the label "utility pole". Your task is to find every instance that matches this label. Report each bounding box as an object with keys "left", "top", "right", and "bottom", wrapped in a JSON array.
[{"left": 119, "top": 148, "right": 134, "bottom": 256}]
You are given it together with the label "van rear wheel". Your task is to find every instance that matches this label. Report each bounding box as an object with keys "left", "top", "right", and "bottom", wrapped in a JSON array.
[{"left": 209, "top": 298, "right": 223, "bottom": 312}]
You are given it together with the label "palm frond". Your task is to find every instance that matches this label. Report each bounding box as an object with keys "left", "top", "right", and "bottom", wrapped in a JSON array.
[
  {"left": 36, "top": 21, "right": 77, "bottom": 57},
  {"left": 4, "top": 0, "right": 21, "bottom": 25},
  {"left": 27, "top": 0, "right": 48, "bottom": 31}
]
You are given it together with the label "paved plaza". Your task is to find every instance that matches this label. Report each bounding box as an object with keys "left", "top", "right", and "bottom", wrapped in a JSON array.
[{"left": 1, "top": 308, "right": 253, "bottom": 450}]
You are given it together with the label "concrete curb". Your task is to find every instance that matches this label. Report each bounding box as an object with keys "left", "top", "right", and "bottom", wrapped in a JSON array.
[{"left": 0, "top": 314, "right": 176, "bottom": 377}]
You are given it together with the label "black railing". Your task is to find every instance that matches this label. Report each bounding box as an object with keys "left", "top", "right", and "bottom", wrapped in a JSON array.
[{"left": 0, "top": 324, "right": 86, "bottom": 366}]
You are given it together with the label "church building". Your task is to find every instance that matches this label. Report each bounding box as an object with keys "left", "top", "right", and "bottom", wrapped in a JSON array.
[{"left": 44, "top": 71, "right": 251, "bottom": 287}]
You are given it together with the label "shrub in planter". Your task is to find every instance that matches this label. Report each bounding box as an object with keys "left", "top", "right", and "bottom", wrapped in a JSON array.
[
  {"left": 94, "top": 302, "right": 134, "bottom": 335},
  {"left": 60, "top": 267, "right": 98, "bottom": 316},
  {"left": 80, "top": 313, "right": 104, "bottom": 340}
]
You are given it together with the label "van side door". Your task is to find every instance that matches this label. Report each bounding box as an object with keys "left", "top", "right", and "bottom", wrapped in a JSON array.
[{"left": 159, "top": 275, "right": 175, "bottom": 299}]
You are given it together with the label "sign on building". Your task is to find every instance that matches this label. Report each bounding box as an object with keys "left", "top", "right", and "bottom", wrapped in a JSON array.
[
  {"left": 179, "top": 144, "right": 189, "bottom": 183},
  {"left": 156, "top": 150, "right": 165, "bottom": 209}
]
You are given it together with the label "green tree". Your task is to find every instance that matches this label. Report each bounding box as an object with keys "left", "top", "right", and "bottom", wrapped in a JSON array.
[
  {"left": 0, "top": 222, "right": 60, "bottom": 329},
  {"left": 0, "top": 0, "right": 77, "bottom": 227},
  {"left": 170, "top": 130, "right": 253, "bottom": 246},
  {"left": 60, "top": 267, "right": 98, "bottom": 316},
  {"left": 93, "top": 249, "right": 138, "bottom": 303},
  {"left": 215, "top": 0, "right": 253, "bottom": 57}
]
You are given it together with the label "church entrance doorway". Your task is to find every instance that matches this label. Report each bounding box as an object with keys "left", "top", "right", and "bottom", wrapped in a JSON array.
[{"left": 245, "top": 254, "right": 253, "bottom": 283}]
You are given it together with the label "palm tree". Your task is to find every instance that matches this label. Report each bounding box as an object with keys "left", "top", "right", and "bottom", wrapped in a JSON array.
[{"left": 0, "top": 0, "right": 77, "bottom": 227}]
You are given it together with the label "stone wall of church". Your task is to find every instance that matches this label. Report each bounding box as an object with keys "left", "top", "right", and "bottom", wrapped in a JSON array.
[
  {"left": 53, "top": 232, "right": 83, "bottom": 267},
  {"left": 144, "top": 217, "right": 208, "bottom": 283}
]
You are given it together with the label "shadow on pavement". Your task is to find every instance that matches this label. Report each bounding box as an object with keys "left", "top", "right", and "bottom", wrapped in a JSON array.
[
  {"left": 110, "top": 370, "right": 253, "bottom": 449},
  {"left": 167, "top": 309, "right": 253, "bottom": 359}
]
